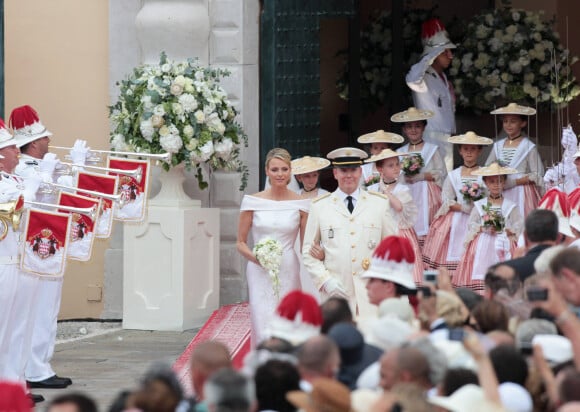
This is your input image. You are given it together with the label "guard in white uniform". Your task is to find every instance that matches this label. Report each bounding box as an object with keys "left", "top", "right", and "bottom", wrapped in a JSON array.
[
  {"left": 302, "top": 147, "right": 397, "bottom": 318},
  {"left": 406, "top": 18, "right": 457, "bottom": 171},
  {"left": 9, "top": 105, "right": 79, "bottom": 389}
]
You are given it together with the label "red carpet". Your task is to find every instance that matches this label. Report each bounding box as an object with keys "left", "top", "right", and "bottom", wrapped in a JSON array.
[{"left": 173, "top": 302, "right": 251, "bottom": 394}]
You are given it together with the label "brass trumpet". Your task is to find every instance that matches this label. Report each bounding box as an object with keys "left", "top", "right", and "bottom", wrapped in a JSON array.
[
  {"left": 25, "top": 201, "right": 98, "bottom": 222},
  {"left": 59, "top": 162, "right": 143, "bottom": 184},
  {"left": 0, "top": 196, "right": 24, "bottom": 241},
  {"left": 49, "top": 146, "right": 172, "bottom": 162}
]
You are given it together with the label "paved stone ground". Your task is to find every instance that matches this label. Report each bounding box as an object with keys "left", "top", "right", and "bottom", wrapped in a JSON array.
[{"left": 33, "top": 325, "right": 198, "bottom": 410}]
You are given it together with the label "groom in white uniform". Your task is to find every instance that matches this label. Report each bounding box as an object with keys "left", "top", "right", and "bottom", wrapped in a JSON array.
[{"left": 302, "top": 147, "right": 397, "bottom": 318}]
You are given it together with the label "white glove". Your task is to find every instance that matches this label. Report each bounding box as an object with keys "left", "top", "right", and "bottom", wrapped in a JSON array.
[
  {"left": 56, "top": 175, "right": 74, "bottom": 189},
  {"left": 561, "top": 126, "right": 578, "bottom": 152},
  {"left": 70, "top": 139, "right": 91, "bottom": 166},
  {"left": 22, "top": 175, "right": 42, "bottom": 200},
  {"left": 321, "top": 278, "right": 349, "bottom": 300},
  {"left": 39, "top": 152, "right": 59, "bottom": 179}
]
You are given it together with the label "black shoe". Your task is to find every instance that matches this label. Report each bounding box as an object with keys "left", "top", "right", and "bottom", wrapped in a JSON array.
[
  {"left": 27, "top": 375, "right": 70, "bottom": 389},
  {"left": 29, "top": 393, "right": 45, "bottom": 404},
  {"left": 56, "top": 375, "right": 73, "bottom": 386}
]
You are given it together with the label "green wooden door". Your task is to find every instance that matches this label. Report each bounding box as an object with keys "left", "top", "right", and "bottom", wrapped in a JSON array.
[{"left": 260, "top": 0, "right": 356, "bottom": 176}]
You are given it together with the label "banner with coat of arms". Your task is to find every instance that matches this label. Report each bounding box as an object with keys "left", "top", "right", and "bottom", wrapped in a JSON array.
[
  {"left": 21, "top": 209, "right": 71, "bottom": 277},
  {"left": 58, "top": 192, "right": 100, "bottom": 261},
  {"left": 76, "top": 171, "right": 119, "bottom": 238},
  {"left": 107, "top": 156, "right": 150, "bottom": 222}
]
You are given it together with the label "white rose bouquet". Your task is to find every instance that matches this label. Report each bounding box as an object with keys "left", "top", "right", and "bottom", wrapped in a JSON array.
[
  {"left": 253, "top": 237, "right": 284, "bottom": 299},
  {"left": 450, "top": 8, "right": 580, "bottom": 112},
  {"left": 109, "top": 52, "right": 249, "bottom": 190}
]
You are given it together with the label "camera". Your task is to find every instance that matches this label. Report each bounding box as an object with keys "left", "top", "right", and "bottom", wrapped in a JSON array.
[
  {"left": 526, "top": 287, "right": 548, "bottom": 302},
  {"left": 423, "top": 270, "right": 438, "bottom": 283},
  {"left": 448, "top": 328, "right": 465, "bottom": 341}
]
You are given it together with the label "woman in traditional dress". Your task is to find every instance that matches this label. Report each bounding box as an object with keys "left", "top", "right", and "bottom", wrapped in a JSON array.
[
  {"left": 423, "top": 132, "right": 493, "bottom": 278},
  {"left": 237, "top": 148, "right": 310, "bottom": 346},
  {"left": 486, "top": 102, "right": 544, "bottom": 217},
  {"left": 392, "top": 107, "right": 446, "bottom": 248},
  {"left": 454, "top": 163, "right": 523, "bottom": 294},
  {"left": 365, "top": 149, "right": 423, "bottom": 285},
  {"left": 357, "top": 130, "right": 404, "bottom": 188},
  {"left": 291, "top": 156, "right": 330, "bottom": 199}
]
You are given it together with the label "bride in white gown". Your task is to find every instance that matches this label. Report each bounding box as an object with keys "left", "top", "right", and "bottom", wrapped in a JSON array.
[{"left": 237, "top": 148, "right": 309, "bottom": 346}]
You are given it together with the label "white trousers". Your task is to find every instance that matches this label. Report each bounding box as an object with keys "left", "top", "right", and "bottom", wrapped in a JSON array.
[
  {"left": 25, "top": 277, "right": 63, "bottom": 381},
  {"left": 0, "top": 269, "right": 40, "bottom": 383}
]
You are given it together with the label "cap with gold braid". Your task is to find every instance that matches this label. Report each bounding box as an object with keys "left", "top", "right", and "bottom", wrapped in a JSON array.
[{"left": 327, "top": 147, "right": 368, "bottom": 168}]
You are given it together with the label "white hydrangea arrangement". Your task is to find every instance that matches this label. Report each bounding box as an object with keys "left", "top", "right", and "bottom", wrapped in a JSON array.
[
  {"left": 253, "top": 237, "right": 284, "bottom": 299},
  {"left": 450, "top": 8, "right": 580, "bottom": 112},
  {"left": 109, "top": 52, "right": 248, "bottom": 190}
]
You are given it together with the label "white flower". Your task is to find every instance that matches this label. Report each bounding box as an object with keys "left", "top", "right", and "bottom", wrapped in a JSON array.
[
  {"left": 159, "top": 125, "right": 170, "bottom": 137},
  {"left": 518, "top": 56, "right": 530, "bottom": 67},
  {"left": 253, "top": 237, "right": 283, "bottom": 298},
  {"left": 512, "top": 11, "right": 520, "bottom": 21},
  {"left": 154, "top": 105, "right": 166, "bottom": 116},
  {"left": 170, "top": 83, "right": 183, "bottom": 96},
  {"left": 475, "top": 25, "right": 489, "bottom": 39},
  {"left": 488, "top": 37, "right": 502, "bottom": 52},
  {"left": 111, "top": 134, "right": 130, "bottom": 151},
  {"left": 141, "top": 95, "right": 153, "bottom": 110},
  {"left": 194, "top": 110, "right": 205, "bottom": 124},
  {"left": 194, "top": 70, "right": 205, "bottom": 81},
  {"left": 501, "top": 72, "right": 512, "bottom": 82},
  {"left": 178, "top": 94, "right": 198, "bottom": 112},
  {"left": 151, "top": 114, "right": 165, "bottom": 128},
  {"left": 186, "top": 138, "right": 199, "bottom": 151},
  {"left": 192, "top": 140, "right": 214, "bottom": 162},
  {"left": 173, "top": 75, "right": 186, "bottom": 87},
  {"left": 509, "top": 61, "right": 522, "bottom": 74},
  {"left": 140, "top": 120, "right": 155, "bottom": 142},
  {"left": 206, "top": 112, "right": 225, "bottom": 134},
  {"left": 160, "top": 134, "right": 183, "bottom": 154},
  {"left": 485, "top": 14, "right": 494, "bottom": 26},
  {"left": 183, "top": 125, "right": 194, "bottom": 138},
  {"left": 171, "top": 102, "right": 184, "bottom": 116},
  {"left": 161, "top": 63, "right": 172, "bottom": 73},
  {"left": 533, "top": 32, "right": 542, "bottom": 42},
  {"left": 524, "top": 72, "right": 535, "bottom": 83},
  {"left": 505, "top": 25, "right": 518, "bottom": 35},
  {"left": 214, "top": 137, "right": 234, "bottom": 160}
]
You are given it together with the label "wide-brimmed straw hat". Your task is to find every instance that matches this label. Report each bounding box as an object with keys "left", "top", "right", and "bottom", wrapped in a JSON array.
[
  {"left": 327, "top": 147, "right": 368, "bottom": 168},
  {"left": 287, "top": 378, "right": 353, "bottom": 412},
  {"left": 490, "top": 102, "right": 536, "bottom": 116},
  {"left": 448, "top": 131, "right": 493, "bottom": 146},
  {"left": 291, "top": 156, "right": 331, "bottom": 175},
  {"left": 471, "top": 162, "right": 518, "bottom": 177},
  {"left": 390, "top": 107, "right": 434, "bottom": 123},
  {"left": 364, "top": 148, "right": 409, "bottom": 163},
  {"left": 357, "top": 130, "right": 404, "bottom": 145}
]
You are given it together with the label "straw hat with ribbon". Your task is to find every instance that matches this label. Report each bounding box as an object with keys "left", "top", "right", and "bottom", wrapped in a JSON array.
[
  {"left": 291, "top": 156, "right": 330, "bottom": 175},
  {"left": 471, "top": 162, "right": 518, "bottom": 177},
  {"left": 357, "top": 130, "right": 404, "bottom": 145},
  {"left": 490, "top": 102, "right": 537, "bottom": 116},
  {"left": 447, "top": 131, "right": 493, "bottom": 146},
  {"left": 390, "top": 107, "right": 434, "bottom": 123},
  {"left": 364, "top": 148, "right": 409, "bottom": 164}
]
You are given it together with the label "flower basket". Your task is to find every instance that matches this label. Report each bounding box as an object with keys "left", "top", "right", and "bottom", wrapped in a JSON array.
[
  {"left": 450, "top": 8, "right": 580, "bottom": 112},
  {"left": 109, "top": 52, "right": 249, "bottom": 191}
]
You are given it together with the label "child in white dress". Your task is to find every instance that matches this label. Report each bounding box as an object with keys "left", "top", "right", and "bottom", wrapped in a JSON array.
[{"left": 357, "top": 130, "right": 404, "bottom": 188}]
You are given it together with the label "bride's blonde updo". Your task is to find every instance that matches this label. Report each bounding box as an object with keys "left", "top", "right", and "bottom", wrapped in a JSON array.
[{"left": 265, "top": 148, "right": 292, "bottom": 185}]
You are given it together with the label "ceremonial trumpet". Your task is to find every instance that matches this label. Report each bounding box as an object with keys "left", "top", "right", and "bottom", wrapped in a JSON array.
[
  {"left": 0, "top": 196, "right": 24, "bottom": 241},
  {"left": 39, "top": 182, "right": 125, "bottom": 207},
  {"left": 25, "top": 201, "right": 98, "bottom": 221},
  {"left": 58, "top": 162, "right": 143, "bottom": 184},
  {"left": 49, "top": 146, "right": 172, "bottom": 162}
]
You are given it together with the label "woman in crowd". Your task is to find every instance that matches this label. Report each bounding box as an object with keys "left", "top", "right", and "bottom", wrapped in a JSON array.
[
  {"left": 454, "top": 163, "right": 523, "bottom": 294},
  {"left": 365, "top": 149, "right": 423, "bottom": 285},
  {"left": 392, "top": 107, "right": 446, "bottom": 248},
  {"left": 290, "top": 156, "right": 330, "bottom": 199},
  {"left": 423, "top": 132, "right": 493, "bottom": 278},
  {"left": 486, "top": 102, "right": 544, "bottom": 217},
  {"left": 237, "top": 148, "right": 310, "bottom": 346},
  {"left": 357, "top": 129, "right": 404, "bottom": 188}
]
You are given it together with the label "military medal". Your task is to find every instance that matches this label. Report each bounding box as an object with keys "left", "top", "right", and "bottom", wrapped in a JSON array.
[
  {"left": 367, "top": 239, "right": 377, "bottom": 249},
  {"left": 362, "top": 258, "right": 370, "bottom": 271},
  {"left": 328, "top": 228, "right": 334, "bottom": 239}
]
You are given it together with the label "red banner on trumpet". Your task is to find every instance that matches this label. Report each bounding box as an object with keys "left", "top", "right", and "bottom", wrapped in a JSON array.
[
  {"left": 76, "top": 171, "right": 119, "bottom": 238},
  {"left": 58, "top": 192, "right": 100, "bottom": 261},
  {"left": 21, "top": 209, "right": 71, "bottom": 278},
  {"left": 107, "top": 156, "right": 150, "bottom": 222}
]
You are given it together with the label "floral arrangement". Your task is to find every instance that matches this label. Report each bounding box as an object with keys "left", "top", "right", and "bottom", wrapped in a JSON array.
[
  {"left": 364, "top": 173, "right": 381, "bottom": 188},
  {"left": 401, "top": 154, "right": 424, "bottom": 176},
  {"left": 253, "top": 237, "right": 284, "bottom": 299},
  {"left": 109, "top": 52, "right": 249, "bottom": 190},
  {"left": 450, "top": 8, "right": 580, "bottom": 112},
  {"left": 460, "top": 181, "right": 485, "bottom": 202},
  {"left": 482, "top": 203, "right": 505, "bottom": 232},
  {"left": 336, "top": 8, "right": 435, "bottom": 113}
]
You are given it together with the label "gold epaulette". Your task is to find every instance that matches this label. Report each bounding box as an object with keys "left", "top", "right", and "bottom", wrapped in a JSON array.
[
  {"left": 312, "top": 192, "right": 331, "bottom": 203},
  {"left": 368, "top": 190, "right": 388, "bottom": 200}
]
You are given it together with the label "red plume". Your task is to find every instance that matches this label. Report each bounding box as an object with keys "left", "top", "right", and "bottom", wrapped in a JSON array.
[
  {"left": 540, "top": 188, "right": 571, "bottom": 217},
  {"left": 372, "top": 235, "right": 415, "bottom": 264},
  {"left": 0, "top": 118, "right": 7, "bottom": 130},
  {"left": 276, "top": 290, "right": 322, "bottom": 326},
  {"left": 569, "top": 188, "right": 580, "bottom": 211},
  {"left": 421, "top": 18, "right": 446, "bottom": 39},
  {"left": 9, "top": 105, "right": 40, "bottom": 129}
]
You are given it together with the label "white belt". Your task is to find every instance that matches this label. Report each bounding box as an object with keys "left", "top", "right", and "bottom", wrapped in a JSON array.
[{"left": 0, "top": 255, "right": 20, "bottom": 265}]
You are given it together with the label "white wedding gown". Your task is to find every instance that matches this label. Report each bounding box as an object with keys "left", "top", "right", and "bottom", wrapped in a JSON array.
[{"left": 240, "top": 195, "right": 310, "bottom": 346}]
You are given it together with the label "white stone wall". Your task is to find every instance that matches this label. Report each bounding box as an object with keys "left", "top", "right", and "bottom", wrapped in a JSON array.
[{"left": 106, "top": 0, "right": 260, "bottom": 316}]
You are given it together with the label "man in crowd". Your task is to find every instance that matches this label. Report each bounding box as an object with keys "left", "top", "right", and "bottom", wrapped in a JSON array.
[
  {"left": 379, "top": 347, "right": 431, "bottom": 392},
  {"left": 297, "top": 335, "right": 341, "bottom": 391},
  {"left": 189, "top": 341, "right": 232, "bottom": 405},
  {"left": 303, "top": 147, "right": 396, "bottom": 318},
  {"left": 204, "top": 368, "right": 255, "bottom": 412}
]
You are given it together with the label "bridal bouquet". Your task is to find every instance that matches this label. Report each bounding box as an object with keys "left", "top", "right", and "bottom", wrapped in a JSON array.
[
  {"left": 364, "top": 173, "right": 380, "bottom": 188},
  {"left": 109, "top": 52, "right": 249, "bottom": 190},
  {"left": 460, "top": 181, "right": 485, "bottom": 202},
  {"left": 482, "top": 203, "right": 505, "bottom": 232},
  {"left": 450, "top": 8, "right": 580, "bottom": 112},
  {"left": 253, "top": 237, "right": 283, "bottom": 298},
  {"left": 401, "top": 154, "right": 424, "bottom": 176}
]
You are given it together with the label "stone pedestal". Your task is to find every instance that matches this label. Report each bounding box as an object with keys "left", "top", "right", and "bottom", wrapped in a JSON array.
[{"left": 123, "top": 203, "right": 219, "bottom": 331}]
